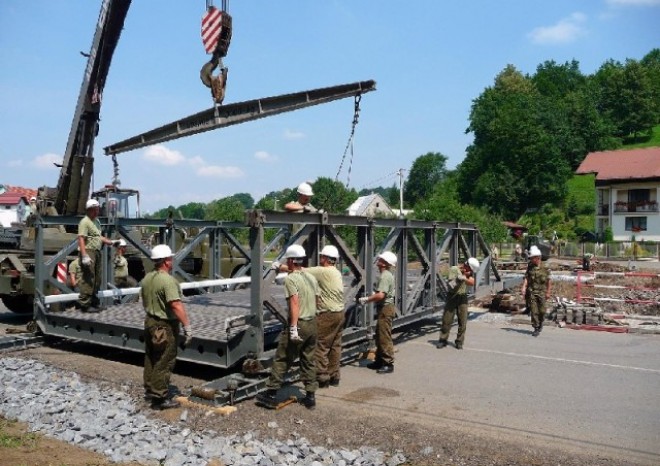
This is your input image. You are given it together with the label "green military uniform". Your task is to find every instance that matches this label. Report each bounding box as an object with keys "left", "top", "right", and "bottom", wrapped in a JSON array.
[
  {"left": 78, "top": 215, "right": 103, "bottom": 309},
  {"left": 439, "top": 265, "right": 470, "bottom": 348},
  {"left": 266, "top": 270, "right": 320, "bottom": 394},
  {"left": 68, "top": 258, "right": 81, "bottom": 289},
  {"left": 141, "top": 270, "right": 183, "bottom": 402},
  {"left": 113, "top": 254, "right": 137, "bottom": 288},
  {"left": 525, "top": 261, "right": 551, "bottom": 332},
  {"left": 374, "top": 269, "right": 396, "bottom": 365},
  {"left": 306, "top": 265, "right": 344, "bottom": 385}
]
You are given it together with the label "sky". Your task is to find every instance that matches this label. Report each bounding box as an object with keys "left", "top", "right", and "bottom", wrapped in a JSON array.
[{"left": 1, "top": 0, "right": 659, "bottom": 214}]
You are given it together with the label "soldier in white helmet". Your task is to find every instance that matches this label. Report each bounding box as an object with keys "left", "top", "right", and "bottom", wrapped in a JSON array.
[
  {"left": 258, "top": 244, "right": 320, "bottom": 409},
  {"left": 113, "top": 239, "right": 137, "bottom": 289},
  {"left": 284, "top": 182, "right": 317, "bottom": 213},
  {"left": 358, "top": 250, "right": 397, "bottom": 374},
  {"left": 438, "top": 257, "right": 479, "bottom": 350},
  {"left": 274, "top": 244, "right": 345, "bottom": 387},
  {"left": 77, "top": 198, "right": 120, "bottom": 312},
  {"left": 141, "top": 244, "right": 192, "bottom": 410},
  {"left": 521, "top": 245, "right": 551, "bottom": 337}
]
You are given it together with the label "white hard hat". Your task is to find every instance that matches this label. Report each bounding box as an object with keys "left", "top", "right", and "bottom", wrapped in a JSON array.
[
  {"left": 467, "top": 257, "right": 480, "bottom": 273},
  {"left": 30, "top": 196, "right": 37, "bottom": 202},
  {"left": 150, "top": 244, "right": 174, "bottom": 260},
  {"left": 86, "top": 199, "right": 100, "bottom": 209},
  {"left": 378, "top": 251, "right": 397, "bottom": 267},
  {"left": 117, "top": 239, "right": 127, "bottom": 247},
  {"left": 320, "top": 245, "right": 339, "bottom": 260},
  {"left": 284, "top": 244, "right": 307, "bottom": 259},
  {"left": 297, "top": 182, "right": 314, "bottom": 197},
  {"left": 529, "top": 245, "right": 542, "bottom": 258}
]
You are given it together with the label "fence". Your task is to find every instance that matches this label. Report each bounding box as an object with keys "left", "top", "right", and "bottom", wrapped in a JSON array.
[{"left": 491, "top": 241, "right": 660, "bottom": 262}]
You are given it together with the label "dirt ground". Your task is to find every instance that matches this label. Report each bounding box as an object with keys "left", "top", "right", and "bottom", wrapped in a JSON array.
[
  {"left": 2, "top": 260, "right": 657, "bottom": 466},
  {"left": 1, "top": 339, "right": 641, "bottom": 466}
]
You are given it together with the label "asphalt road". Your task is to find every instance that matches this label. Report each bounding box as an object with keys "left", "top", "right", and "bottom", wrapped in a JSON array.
[
  {"left": 329, "top": 314, "right": 660, "bottom": 465},
  {"left": 2, "top": 302, "right": 659, "bottom": 465}
]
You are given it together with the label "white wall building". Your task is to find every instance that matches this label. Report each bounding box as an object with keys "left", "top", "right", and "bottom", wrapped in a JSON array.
[{"left": 576, "top": 147, "right": 660, "bottom": 242}]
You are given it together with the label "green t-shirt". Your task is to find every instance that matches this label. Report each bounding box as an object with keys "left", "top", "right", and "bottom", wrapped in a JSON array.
[
  {"left": 141, "top": 270, "right": 183, "bottom": 320},
  {"left": 447, "top": 265, "right": 468, "bottom": 297},
  {"left": 68, "top": 259, "right": 81, "bottom": 285},
  {"left": 305, "top": 265, "right": 344, "bottom": 312},
  {"left": 375, "top": 269, "right": 396, "bottom": 305},
  {"left": 284, "top": 270, "right": 319, "bottom": 320},
  {"left": 78, "top": 215, "right": 102, "bottom": 251}
]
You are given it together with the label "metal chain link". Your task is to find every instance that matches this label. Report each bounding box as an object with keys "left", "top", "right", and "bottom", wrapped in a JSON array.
[{"left": 335, "top": 94, "right": 362, "bottom": 187}]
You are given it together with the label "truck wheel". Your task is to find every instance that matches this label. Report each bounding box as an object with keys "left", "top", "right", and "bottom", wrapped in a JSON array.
[{"left": 1, "top": 295, "right": 34, "bottom": 314}]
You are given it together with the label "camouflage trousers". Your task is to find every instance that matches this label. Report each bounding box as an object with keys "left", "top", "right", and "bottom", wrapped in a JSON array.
[
  {"left": 375, "top": 304, "right": 396, "bottom": 365},
  {"left": 143, "top": 314, "right": 180, "bottom": 400},
  {"left": 266, "top": 318, "right": 318, "bottom": 393},
  {"left": 315, "top": 311, "right": 344, "bottom": 383},
  {"left": 440, "top": 294, "right": 468, "bottom": 345},
  {"left": 78, "top": 249, "right": 101, "bottom": 308},
  {"left": 527, "top": 293, "right": 546, "bottom": 330}
]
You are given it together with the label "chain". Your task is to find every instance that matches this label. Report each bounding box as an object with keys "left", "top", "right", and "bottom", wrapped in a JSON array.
[{"left": 335, "top": 94, "right": 362, "bottom": 188}]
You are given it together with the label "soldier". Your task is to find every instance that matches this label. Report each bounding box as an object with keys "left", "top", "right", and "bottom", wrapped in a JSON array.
[
  {"left": 284, "top": 182, "right": 317, "bottom": 213},
  {"left": 257, "top": 244, "right": 319, "bottom": 409},
  {"left": 68, "top": 257, "right": 82, "bottom": 290},
  {"left": 141, "top": 244, "right": 192, "bottom": 410},
  {"left": 359, "top": 251, "right": 397, "bottom": 374},
  {"left": 77, "top": 199, "right": 120, "bottom": 312},
  {"left": 438, "top": 258, "right": 479, "bottom": 350},
  {"left": 521, "top": 245, "right": 551, "bottom": 337},
  {"left": 113, "top": 239, "right": 138, "bottom": 289}
]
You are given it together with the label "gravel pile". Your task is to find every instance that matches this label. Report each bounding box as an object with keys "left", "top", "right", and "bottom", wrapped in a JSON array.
[{"left": 0, "top": 357, "right": 405, "bottom": 466}]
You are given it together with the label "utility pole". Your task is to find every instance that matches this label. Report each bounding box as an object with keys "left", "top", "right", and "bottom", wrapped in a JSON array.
[{"left": 397, "top": 168, "right": 406, "bottom": 217}]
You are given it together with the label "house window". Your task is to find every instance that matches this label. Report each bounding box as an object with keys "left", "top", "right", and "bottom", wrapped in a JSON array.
[
  {"left": 628, "top": 189, "right": 650, "bottom": 204},
  {"left": 625, "top": 217, "right": 647, "bottom": 232}
]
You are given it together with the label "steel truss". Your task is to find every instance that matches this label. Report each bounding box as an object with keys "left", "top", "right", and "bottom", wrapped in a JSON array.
[{"left": 32, "top": 211, "right": 497, "bottom": 404}]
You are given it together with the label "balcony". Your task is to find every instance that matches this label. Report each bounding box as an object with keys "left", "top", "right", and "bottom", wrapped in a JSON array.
[{"left": 613, "top": 200, "right": 659, "bottom": 214}]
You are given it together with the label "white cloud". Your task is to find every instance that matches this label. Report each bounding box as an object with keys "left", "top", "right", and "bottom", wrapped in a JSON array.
[
  {"left": 606, "top": 0, "right": 660, "bottom": 5},
  {"left": 528, "top": 12, "right": 587, "bottom": 45},
  {"left": 32, "top": 153, "right": 62, "bottom": 169},
  {"left": 187, "top": 155, "right": 205, "bottom": 168},
  {"left": 195, "top": 165, "right": 244, "bottom": 178},
  {"left": 283, "top": 129, "right": 305, "bottom": 140},
  {"left": 254, "top": 150, "right": 278, "bottom": 162},
  {"left": 143, "top": 145, "right": 185, "bottom": 166},
  {"left": 7, "top": 160, "right": 23, "bottom": 167}
]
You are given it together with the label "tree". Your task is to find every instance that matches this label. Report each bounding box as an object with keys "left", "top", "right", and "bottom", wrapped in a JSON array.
[
  {"left": 177, "top": 202, "right": 206, "bottom": 220},
  {"left": 403, "top": 152, "right": 449, "bottom": 208},
  {"left": 308, "top": 177, "right": 358, "bottom": 214},
  {"left": 204, "top": 197, "right": 245, "bottom": 222},
  {"left": 458, "top": 65, "right": 572, "bottom": 218},
  {"left": 229, "top": 193, "right": 254, "bottom": 209}
]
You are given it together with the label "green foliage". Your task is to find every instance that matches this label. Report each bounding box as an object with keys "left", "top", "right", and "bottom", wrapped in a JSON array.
[
  {"left": 403, "top": 152, "right": 448, "bottom": 207},
  {"left": 0, "top": 419, "right": 38, "bottom": 448},
  {"left": 310, "top": 177, "right": 359, "bottom": 214},
  {"left": 204, "top": 197, "right": 245, "bottom": 222},
  {"left": 624, "top": 125, "right": 660, "bottom": 148}
]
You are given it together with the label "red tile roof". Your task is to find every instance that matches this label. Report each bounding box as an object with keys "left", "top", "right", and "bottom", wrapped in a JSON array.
[
  {"left": 576, "top": 147, "right": 660, "bottom": 181},
  {"left": 1, "top": 185, "right": 38, "bottom": 199},
  {"left": 0, "top": 192, "right": 28, "bottom": 206}
]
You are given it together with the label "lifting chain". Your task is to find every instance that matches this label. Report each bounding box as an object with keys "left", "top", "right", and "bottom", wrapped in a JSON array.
[{"left": 334, "top": 94, "right": 362, "bottom": 188}]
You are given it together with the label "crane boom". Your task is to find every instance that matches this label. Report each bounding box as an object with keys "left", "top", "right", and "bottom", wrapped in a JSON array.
[
  {"left": 46, "top": 0, "right": 132, "bottom": 216},
  {"left": 104, "top": 80, "right": 376, "bottom": 156}
]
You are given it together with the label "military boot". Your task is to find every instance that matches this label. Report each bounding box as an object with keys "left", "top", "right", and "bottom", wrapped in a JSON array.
[{"left": 299, "top": 392, "right": 316, "bottom": 409}]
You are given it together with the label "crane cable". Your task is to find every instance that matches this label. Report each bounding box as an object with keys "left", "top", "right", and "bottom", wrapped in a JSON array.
[{"left": 334, "top": 94, "right": 362, "bottom": 188}]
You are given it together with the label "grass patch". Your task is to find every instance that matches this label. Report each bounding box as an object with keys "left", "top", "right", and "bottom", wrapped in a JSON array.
[
  {"left": 622, "top": 125, "right": 660, "bottom": 148},
  {"left": 0, "top": 418, "right": 39, "bottom": 449}
]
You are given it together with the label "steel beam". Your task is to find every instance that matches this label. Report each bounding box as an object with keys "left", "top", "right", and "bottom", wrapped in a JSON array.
[{"left": 104, "top": 80, "right": 376, "bottom": 155}]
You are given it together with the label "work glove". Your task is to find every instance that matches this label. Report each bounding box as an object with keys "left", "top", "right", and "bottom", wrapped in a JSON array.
[
  {"left": 183, "top": 325, "right": 193, "bottom": 346},
  {"left": 81, "top": 255, "right": 92, "bottom": 267},
  {"left": 289, "top": 326, "right": 303, "bottom": 342},
  {"left": 270, "top": 261, "right": 281, "bottom": 271},
  {"left": 112, "top": 240, "right": 121, "bottom": 247},
  {"left": 358, "top": 296, "right": 369, "bottom": 305}
]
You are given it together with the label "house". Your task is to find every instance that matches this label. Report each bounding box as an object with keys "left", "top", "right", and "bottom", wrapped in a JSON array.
[
  {"left": 0, "top": 192, "right": 30, "bottom": 227},
  {"left": 346, "top": 193, "right": 395, "bottom": 217},
  {"left": 576, "top": 147, "right": 660, "bottom": 241}
]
